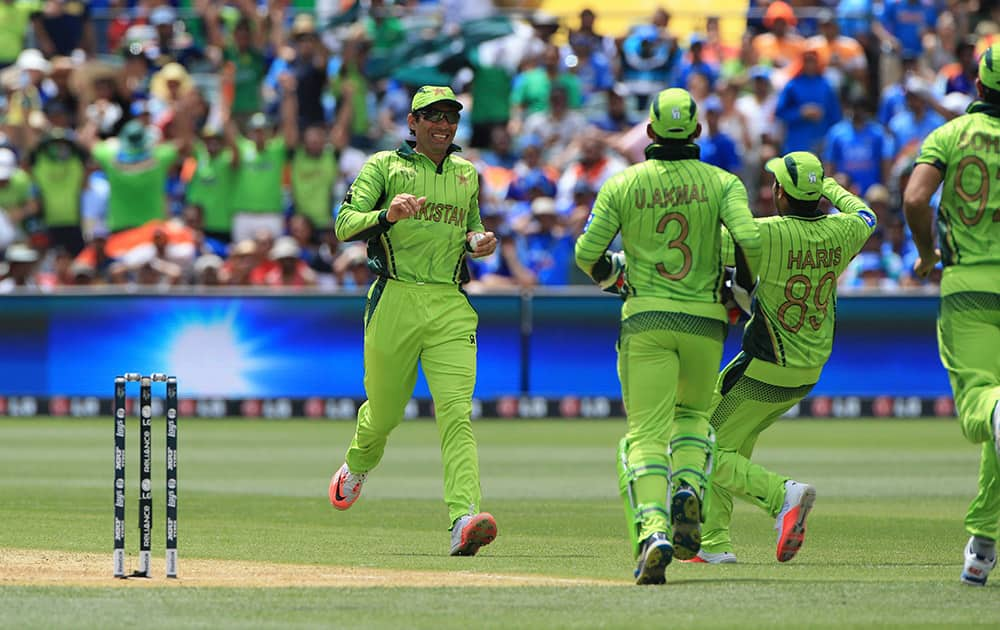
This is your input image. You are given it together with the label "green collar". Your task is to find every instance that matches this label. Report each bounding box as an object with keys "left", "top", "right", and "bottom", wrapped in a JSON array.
[
  {"left": 397, "top": 140, "right": 462, "bottom": 161},
  {"left": 966, "top": 100, "right": 1000, "bottom": 118},
  {"left": 644, "top": 142, "right": 701, "bottom": 161}
]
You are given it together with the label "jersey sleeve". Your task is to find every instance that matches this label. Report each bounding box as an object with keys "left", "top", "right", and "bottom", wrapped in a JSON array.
[
  {"left": 719, "top": 226, "right": 736, "bottom": 267},
  {"left": 822, "top": 177, "right": 878, "bottom": 244},
  {"left": 914, "top": 123, "right": 950, "bottom": 171},
  {"left": 574, "top": 174, "right": 622, "bottom": 281},
  {"left": 334, "top": 154, "right": 392, "bottom": 242},
  {"left": 717, "top": 176, "right": 761, "bottom": 273},
  {"left": 465, "top": 167, "right": 484, "bottom": 233}
]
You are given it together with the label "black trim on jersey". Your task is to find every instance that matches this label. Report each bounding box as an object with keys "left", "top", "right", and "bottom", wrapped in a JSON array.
[
  {"left": 937, "top": 206, "right": 956, "bottom": 265},
  {"left": 966, "top": 100, "right": 1000, "bottom": 118},
  {"left": 742, "top": 301, "right": 782, "bottom": 365},
  {"left": 366, "top": 235, "right": 390, "bottom": 277},
  {"left": 364, "top": 276, "right": 388, "bottom": 329},
  {"left": 718, "top": 351, "right": 753, "bottom": 397},
  {"left": 644, "top": 143, "right": 701, "bottom": 161}
]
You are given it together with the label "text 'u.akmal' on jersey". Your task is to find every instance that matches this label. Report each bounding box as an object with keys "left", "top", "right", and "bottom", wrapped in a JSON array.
[{"left": 634, "top": 184, "right": 710, "bottom": 209}]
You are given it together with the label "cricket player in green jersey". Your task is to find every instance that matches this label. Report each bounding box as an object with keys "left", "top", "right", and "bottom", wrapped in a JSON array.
[
  {"left": 690, "top": 152, "right": 877, "bottom": 565},
  {"left": 575, "top": 87, "right": 762, "bottom": 584},
  {"left": 328, "top": 86, "right": 500, "bottom": 557},
  {"left": 903, "top": 44, "right": 1000, "bottom": 586}
]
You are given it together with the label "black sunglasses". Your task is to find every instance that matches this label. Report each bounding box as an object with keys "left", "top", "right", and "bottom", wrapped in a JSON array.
[{"left": 417, "top": 109, "right": 460, "bottom": 124}]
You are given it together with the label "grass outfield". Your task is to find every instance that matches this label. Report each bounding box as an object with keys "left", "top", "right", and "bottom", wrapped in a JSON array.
[{"left": 2, "top": 418, "right": 1000, "bottom": 628}]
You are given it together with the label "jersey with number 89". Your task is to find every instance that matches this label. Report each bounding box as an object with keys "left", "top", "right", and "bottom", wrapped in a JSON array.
[
  {"left": 724, "top": 181, "right": 876, "bottom": 369},
  {"left": 915, "top": 107, "right": 1000, "bottom": 268}
]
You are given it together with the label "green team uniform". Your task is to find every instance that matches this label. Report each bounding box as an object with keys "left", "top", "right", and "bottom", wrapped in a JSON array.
[
  {"left": 334, "top": 140, "right": 485, "bottom": 526},
  {"left": 915, "top": 100, "right": 1000, "bottom": 542},
  {"left": 291, "top": 147, "right": 338, "bottom": 229},
  {"left": 186, "top": 142, "right": 237, "bottom": 236},
  {"left": 575, "top": 130, "right": 762, "bottom": 558},
  {"left": 92, "top": 141, "right": 178, "bottom": 232},
  {"left": 701, "top": 175, "right": 877, "bottom": 555},
  {"left": 231, "top": 137, "right": 287, "bottom": 213}
]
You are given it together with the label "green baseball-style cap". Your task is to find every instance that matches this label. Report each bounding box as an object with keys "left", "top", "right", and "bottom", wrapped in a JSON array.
[
  {"left": 765, "top": 152, "right": 824, "bottom": 201},
  {"left": 411, "top": 85, "right": 463, "bottom": 112},
  {"left": 979, "top": 43, "right": 1000, "bottom": 91},
  {"left": 648, "top": 87, "right": 699, "bottom": 140}
]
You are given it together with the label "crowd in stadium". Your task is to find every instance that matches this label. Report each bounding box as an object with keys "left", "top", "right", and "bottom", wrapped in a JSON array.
[{"left": 0, "top": 0, "right": 992, "bottom": 292}]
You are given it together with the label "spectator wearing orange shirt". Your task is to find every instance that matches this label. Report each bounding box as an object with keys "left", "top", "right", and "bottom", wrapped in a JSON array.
[
  {"left": 808, "top": 10, "right": 867, "bottom": 92},
  {"left": 261, "top": 236, "right": 316, "bottom": 287},
  {"left": 752, "top": 1, "right": 804, "bottom": 71}
]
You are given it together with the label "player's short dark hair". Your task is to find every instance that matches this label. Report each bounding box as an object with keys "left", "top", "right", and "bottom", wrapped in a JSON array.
[{"left": 784, "top": 193, "right": 821, "bottom": 216}]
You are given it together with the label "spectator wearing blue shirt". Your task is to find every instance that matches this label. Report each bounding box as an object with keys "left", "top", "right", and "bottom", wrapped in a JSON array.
[
  {"left": 516, "top": 196, "right": 576, "bottom": 286},
  {"left": 564, "top": 32, "right": 614, "bottom": 99},
  {"left": 676, "top": 33, "right": 719, "bottom": 90},
  {"left": 877, "top": 53, "right": 920, "bottom": 126},
  {"left": 874, "top": 0, "right": 938, "bottom": 58},
  {"left": 697, "top": 95, "right": 741, "bottom": 173},
  {"left": 823, "top": 94, "right": 894, "bottom": 195},
  {"left": 888, "top": 77, "right": 945, "bottom": 159},
  {"left": 588, "top": 84, "right": 638, "bottom": 133},
  {"left": 621, "top": 24, "right": 680, "bottom": 109},
  {"left": 837, "top": 0, "right": 875, "bottom": 41},
  {"left": 776, "top": 46, "right": 842, "bottom": 153}
]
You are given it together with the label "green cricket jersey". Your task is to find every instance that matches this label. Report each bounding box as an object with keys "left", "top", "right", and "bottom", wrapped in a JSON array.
[
  {"left": 723, "top": 178, "right": 877, "bottom": 369},
  {"left": 185, "top": 142, "right": 236, "bottom": 234},
  {"left": 915, "top": 101, "right": 1000, "bottom": 296},
  {"left": 335, "top": 142, "right": 483, "bottom": 285},
  {"left": 291, "top": 147, "right": 338, "bottom": 229},
  {"left": 91, "top": 142, "right": 178, "bottom": 232},
  {"left": 575, "top": 143, "right": 761, "bottom": 321}
]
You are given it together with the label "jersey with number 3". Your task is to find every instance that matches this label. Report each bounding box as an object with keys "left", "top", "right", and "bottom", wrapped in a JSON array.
[
  {"left": 577, "top": 147, "right": 761, "bottom": 305},
  {"left": 729, "top": 191, "right": 875, "bottom": 369},
  {"left": 915, "top": 108, "right": 1000, "bottom": 269}
]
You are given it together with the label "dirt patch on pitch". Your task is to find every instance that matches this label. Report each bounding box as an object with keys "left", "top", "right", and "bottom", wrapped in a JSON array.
[{"left": 1, "top": 549, "right": 615, "bottom": 588}]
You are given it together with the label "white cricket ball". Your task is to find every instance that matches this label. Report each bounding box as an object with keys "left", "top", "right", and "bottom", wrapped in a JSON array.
[{"left": 470, "top": 233, "right": 486, "bottom": 249}]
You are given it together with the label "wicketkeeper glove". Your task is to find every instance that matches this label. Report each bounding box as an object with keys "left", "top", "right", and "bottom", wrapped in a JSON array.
[
  {"left": 597, "top": 251, "right": 626, "bottom": 291},
  {"left": 721, "top": 265, "right": 758, "bottom": 324}
]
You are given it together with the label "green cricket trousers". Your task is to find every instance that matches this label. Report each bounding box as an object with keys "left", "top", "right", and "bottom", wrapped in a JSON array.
[
  {"left": 939, "top": 290, "right": 1000, "bottom": 541},
  {"left": 345, "top": 278, "right": 483, "bottom": 525},
  {"left": 700, "top": 352, "right": 820, "bottom": 554}
]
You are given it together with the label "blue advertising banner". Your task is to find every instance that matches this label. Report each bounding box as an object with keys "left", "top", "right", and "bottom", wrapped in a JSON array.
[{"left": 0, "top": 293, "right": 949, "bottom": 402}]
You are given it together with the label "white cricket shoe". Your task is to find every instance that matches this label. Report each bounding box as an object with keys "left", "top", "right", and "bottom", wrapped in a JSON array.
[
  {"left": 961, "top": 537, "right": 997, "bottom": 586},
  {"left": 775, "top": 480, "right": 816, "bottom": 562},
  {"left": 449, "top": 512, "right": 497, "bottom": 556}
]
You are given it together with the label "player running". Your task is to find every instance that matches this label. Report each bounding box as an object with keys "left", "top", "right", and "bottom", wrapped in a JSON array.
[
  {"left": 903, "top": 44, "right": 1000, "bottom": 586},
  {"left": 691, "top": 151, "right": 877, "bottom": 565},
  {"left": 328, "top": 86, "right": 499, "bottom": 557},
  {"left": 575, "top": 87, "right": 761, "bottom": 584}
]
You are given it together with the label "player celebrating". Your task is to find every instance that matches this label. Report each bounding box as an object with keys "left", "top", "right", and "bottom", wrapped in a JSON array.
[
  {"left": 903, "top": 45, "right": 1000, "bottom": 586},
  {"left": 692, "top": 152, "right": 877, "bottom": 565},
  {"left": 329, "top": 86, "right": 500, "bottom": 557},
  {"left": 575, "top": 87, "right": 762, "bottom": 585}
]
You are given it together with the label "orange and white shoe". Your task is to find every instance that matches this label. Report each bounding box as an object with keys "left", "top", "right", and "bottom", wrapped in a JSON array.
[
  {"left": 329, "top": 463, "right": 367, "bottom": 511},
  {"left": 681, "top": 550, "right": 737, "bottom": 564},
  {"left": 775, "top": 480, "right": 816, "bottom": 562},
  {"left": 449, "top": 512, "right": 498, "bottom": 556}
]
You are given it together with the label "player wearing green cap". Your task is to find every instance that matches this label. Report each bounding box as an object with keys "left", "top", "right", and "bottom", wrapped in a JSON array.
[
  {"left": 328, "top": 86, "right": 500, "bottom": 557},
  {"left": 903, "top": 44, "right": 1000, "bottom": 586},
  {"left": 688, "top": 151, "right": 877, "bottom": 565},
  {"left": 575, "top": 87, "right": 762, "bottom": 584}
]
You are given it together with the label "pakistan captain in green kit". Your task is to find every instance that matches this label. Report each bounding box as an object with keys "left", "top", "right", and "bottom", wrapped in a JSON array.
[
  {"left": 576, "top": 87, "right": 762, "bottom": 584},
  {"left": 692, "top": 152, "right": 877, "bottom": 565},
  {"left": 903, "top": 44, "right": 1000, "bottom": 586},
  {"left": 328, "top": 86, "right": 500, "bottom": 557}
]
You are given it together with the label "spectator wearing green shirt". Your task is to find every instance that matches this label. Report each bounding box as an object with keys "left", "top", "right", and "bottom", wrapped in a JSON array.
[
  {"left": 204, "top": 3, "right": 268, "bottom": 127},
  {"left": 86, "top": 93, "right": 194, "bottom": 233},
  {"left": 290, "top": 87, "right": 352, "bottom": 232},
  {"left": 185, "top": 121, "right": 241, "bottom": 244},
  {"left": 509, "top": 44, "right": 583, "bottom": 136},
  {"left": 0, "top": 147, "right": 33, "bottom": 251},
  {"left": 0, "top": 0, "right": 39, "bottom": 68},
  {"left": 27, "top": 131, "right": 88, "bottom": 255},
  {"left": 230, "top": 74, "right": 298, "bottom": 242}
]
